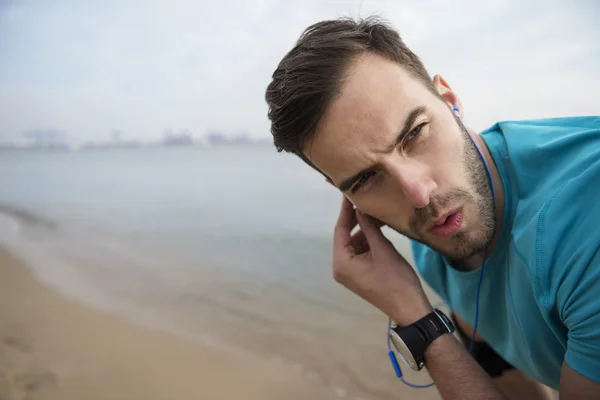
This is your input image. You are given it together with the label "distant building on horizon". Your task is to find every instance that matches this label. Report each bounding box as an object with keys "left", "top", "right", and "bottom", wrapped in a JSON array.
[
  {"left": 162, "top": 129, "right": 193, "bottom": 147},
  {"left": 230, "top": 130, "right": 252, "bottom": 145},
  {"left": 205, "top": 130, "right": 227, "bottom": 145},
  {"left": 20, "top": 128, "right": 70, "bottom": 150}
]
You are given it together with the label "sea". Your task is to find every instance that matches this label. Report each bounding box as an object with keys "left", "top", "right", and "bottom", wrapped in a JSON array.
[{"left": 0, "top": 145, "right": 445, "bottom": 400}]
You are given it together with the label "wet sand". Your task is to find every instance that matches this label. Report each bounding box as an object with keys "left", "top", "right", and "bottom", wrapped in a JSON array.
[{"left": 0, "top": 247, "right": 335, "bottom": 400}]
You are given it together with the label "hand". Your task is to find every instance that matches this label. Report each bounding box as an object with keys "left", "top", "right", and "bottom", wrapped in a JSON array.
[{"left": 332, "top": 197, "right": 433, "bottom": 325}]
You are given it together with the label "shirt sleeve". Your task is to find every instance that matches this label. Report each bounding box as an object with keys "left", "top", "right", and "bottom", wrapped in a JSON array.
[
  {"left": 561, "top": 249, "right": 600, "bottom": 382},
  {"left": 538, "top": 161, "right": 600, "bottom": 383}
]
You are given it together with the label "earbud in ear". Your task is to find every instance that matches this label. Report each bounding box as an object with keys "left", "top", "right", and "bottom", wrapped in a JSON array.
[{"left": 452, "top": 105, "right": 459, "bottom": 114}]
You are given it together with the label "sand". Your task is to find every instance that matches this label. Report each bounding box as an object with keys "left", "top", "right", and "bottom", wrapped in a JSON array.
[
  {"left": 0, "top": 248, "right": 334, "bottom": 400},
  {"left": 0, "top": 245, "right": 560, "bottom": 400}
]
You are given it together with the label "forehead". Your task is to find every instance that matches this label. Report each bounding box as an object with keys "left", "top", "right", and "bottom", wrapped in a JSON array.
[{"left": 304, "top": 53, "right": 432, "bottom": 183}]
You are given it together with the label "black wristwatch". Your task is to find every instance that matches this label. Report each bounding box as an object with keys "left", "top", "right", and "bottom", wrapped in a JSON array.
[{"left": 388, "top": 309, "right": 455, "bottom": 371}]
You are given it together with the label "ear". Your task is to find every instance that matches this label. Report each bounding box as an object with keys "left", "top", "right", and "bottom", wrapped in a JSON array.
[{"left": 433, "top": 75, "right": 464, "bottom": 119}]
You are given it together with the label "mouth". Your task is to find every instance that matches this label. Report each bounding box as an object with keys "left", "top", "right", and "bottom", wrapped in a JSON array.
[{"left": 427, "top": 207, "right": 464, "bottom": 238}]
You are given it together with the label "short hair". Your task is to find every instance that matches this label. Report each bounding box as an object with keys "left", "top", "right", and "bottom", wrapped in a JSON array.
[{"left": 264, "top": 15, "right": 435, "bottom": 164}]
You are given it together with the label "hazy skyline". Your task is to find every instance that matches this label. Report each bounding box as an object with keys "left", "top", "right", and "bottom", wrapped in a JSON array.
[{"left": 1, "top": 0, "right": 599, "bottom": 143}]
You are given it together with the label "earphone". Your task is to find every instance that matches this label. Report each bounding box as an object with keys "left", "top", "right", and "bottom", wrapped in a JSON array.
[{"left": 387, "top": 104, "right": 495, "bottom": 388}]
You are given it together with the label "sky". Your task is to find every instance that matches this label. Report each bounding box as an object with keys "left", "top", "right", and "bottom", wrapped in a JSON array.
[{"left": 0, "top": 0, "right": 599, "bottom": 143}]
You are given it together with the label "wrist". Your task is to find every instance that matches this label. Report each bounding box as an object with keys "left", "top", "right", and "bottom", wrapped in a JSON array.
[
  {"left": 388, "top": 306, "right": 455, "bottom": 372},
  {"left": 424, "top": 330, "right": 459, "bottom": 361}
]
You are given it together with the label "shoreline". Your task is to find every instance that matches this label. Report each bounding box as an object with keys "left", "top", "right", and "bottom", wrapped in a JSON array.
[{"left": 0, "top": 247, "right": 334, "bottom": 400}]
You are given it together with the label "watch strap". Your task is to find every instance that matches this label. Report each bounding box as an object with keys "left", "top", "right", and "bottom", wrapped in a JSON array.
[
  {"left": 414, "top": 309, "right": 455, "bottom": 346},
  {"left": 391, "top": 309, "right": 455, "bottom": 370}
]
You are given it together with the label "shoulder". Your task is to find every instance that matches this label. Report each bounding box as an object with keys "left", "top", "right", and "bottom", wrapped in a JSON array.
[
  {"left": 497, "top": 116, "right": 599, "bottom": 161},
  {"left": 495, "top": 115, "right": 600, "bottom": 137},
  {"left": 502, "top": 115, "right": 600, "bottom": 310},
  {"left": 482, "top": 116, "right": 600, "bottom": 204},
  {"left": 498, "top": 115, "right": 599, "bottom": 179},
  {"left": 536, "top": 155, "right": 600, "bottom": 308},
  {"left": 535, "top": 154, "right": 600, "bottom": 383},
  {"left": 486, "top": 115, "right": 600, "bottom": 281}
]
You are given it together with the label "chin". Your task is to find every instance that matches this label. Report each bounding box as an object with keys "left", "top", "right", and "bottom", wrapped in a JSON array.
[{"left": 417, "top": 228, "right": 485, "bottom": 262}]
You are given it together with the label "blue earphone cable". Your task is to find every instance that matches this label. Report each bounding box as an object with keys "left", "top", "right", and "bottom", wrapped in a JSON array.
[
  {"left": 388, "top": 105, "right": 495, "bottom": 388},
  {"left": 469, "top": 247, "right": 487, "bottom": 353},
  {"left": 387, "top": 316, "right": 437, "bottom": 388}
]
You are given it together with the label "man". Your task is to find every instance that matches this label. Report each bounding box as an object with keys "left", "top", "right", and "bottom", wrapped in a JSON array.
[{"left": 264, "top": 16, "right": 600, "bottom": 400}]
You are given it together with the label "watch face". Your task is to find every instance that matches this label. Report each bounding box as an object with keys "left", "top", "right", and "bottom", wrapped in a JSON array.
[{"left": 389, "top": 330, "right": 420, "bottom": 371}]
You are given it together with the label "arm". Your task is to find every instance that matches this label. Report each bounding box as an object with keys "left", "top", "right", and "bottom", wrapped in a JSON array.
[
  {"left": 332, "top": 197, "right": 508, "bottom": 400},
  {"left": 425, "top": 332, "right": 507, "bottom": 399},
  {"left": 332, "top": 196, "right": 600, "bottom": 399},
  {"left": 425, "top": 247, "right": 600, "bottom": 399},
  {"left": 560, "top": 362, "right": 600, "bottom": 400},
  {"left": 556, "top": 248, "right": 600, "bottom": 399},
  {"left": 414, "top": 311, "right": 600, "bottom": 400},
  {"left": 452, "top": 312, "right": 554, "bottom": 400},
  {"left": 536, "top": 157, "right": 600, "bottom": 399}
]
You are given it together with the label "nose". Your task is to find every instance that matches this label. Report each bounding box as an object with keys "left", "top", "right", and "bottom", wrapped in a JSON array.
[{"left": 389, "top": 161, "right": 436, "bottom": 209}]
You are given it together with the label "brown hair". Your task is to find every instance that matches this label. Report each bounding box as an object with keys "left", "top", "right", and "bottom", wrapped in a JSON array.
[{"left": 264, "top": 16, "right": 435, "bottom": 164}]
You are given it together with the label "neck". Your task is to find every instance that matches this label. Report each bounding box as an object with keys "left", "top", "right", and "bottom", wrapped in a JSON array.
[{"left": 459, "top": 132, "right": 506, "bottom": 272}]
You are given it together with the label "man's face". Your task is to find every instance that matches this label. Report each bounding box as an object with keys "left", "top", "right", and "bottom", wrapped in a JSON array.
[{"left": 303, "top": 54, "right": 495, "bottom": 261}]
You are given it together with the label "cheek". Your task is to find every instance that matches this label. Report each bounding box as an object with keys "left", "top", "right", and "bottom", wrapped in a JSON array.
[
  {"left": 352, "top": 192, "right": 411, "bottom": 228},
  {"left": 423, "top": 127, "right": 465, "bottom": 188},
  {"left": 431, "top": 123, "right": 463, "bottom": 162}
]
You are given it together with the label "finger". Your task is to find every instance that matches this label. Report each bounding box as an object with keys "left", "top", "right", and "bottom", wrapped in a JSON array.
[
  {"left": 333, "top": 196, "right": 358, "bottom": 256},
  {"left": 350, "top": 228, "right": 370, "bottom": 254},
  {"left": 373, "top": 218, "right": 387, "bottom": 229},
  {"left": 356, "top": 209, "right": 389, "bottom": 248}
]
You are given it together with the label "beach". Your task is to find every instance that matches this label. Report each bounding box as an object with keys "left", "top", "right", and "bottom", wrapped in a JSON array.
[
  {"left": 0, "top": 247, "right": 338, "bottom": 400},
  {"left": 0, "top": 147, "right": 446, "bottom": 400},
  {"left": 0, "top": 147, "right": 560, "bottom": 400}
]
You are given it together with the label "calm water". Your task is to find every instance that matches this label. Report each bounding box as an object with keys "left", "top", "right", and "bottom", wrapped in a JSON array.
[{"left": 0, "top": 146, "right": 443, "bottom": 400}]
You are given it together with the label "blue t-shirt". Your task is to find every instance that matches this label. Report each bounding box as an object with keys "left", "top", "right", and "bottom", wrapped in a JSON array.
[{"left": 411, "top": 116, "right": 600, "bottom": 390}]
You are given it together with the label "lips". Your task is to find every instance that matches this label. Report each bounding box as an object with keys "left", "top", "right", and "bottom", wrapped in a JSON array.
[{"left": 428, "top": 207, "right": 464, "bottom": 238}]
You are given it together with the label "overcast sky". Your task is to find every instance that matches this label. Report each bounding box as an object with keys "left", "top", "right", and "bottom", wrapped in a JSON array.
[{"left": 1, "top": 0, "right": 598, "bottom": 142}]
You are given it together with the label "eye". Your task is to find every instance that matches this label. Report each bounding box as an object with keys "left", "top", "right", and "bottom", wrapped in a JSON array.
[
  {"left": 404, "top": 122, "right": 427, "bottom": 145},
  {"left": 350, "top": 170, "right": 377, "bottom": 194}
]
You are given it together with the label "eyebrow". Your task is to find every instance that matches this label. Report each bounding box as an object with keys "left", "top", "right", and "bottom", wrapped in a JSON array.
[{"left": 336, "top": 105, "right": 428, "bottom": 192}]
